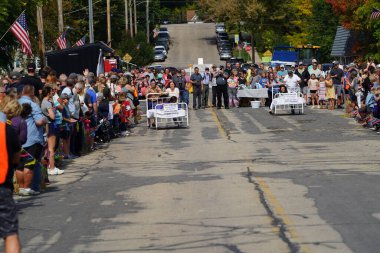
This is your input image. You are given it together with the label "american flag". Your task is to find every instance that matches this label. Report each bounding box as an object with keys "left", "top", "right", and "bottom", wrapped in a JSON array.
[
  {"left": 74, "top": 36, "right": 86, "bottom": 47},
  {"left": 10, "top": 12, "right": 32, "bottom": 56},
  {"left": 370, "top": 8, "right": 380, "bottom": 19},
  {"left": 56, "top": 31, "right": 67, "bottom": 50}
]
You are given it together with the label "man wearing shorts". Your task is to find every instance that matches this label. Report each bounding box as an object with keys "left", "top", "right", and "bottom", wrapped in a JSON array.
[
  {"left": 295, "top": 62, "right": 310, "bottom": 103},
  {"left": 330, "top": 61, "right": 344, "bottom": 108},
  {"left": 0, "top": 119, "right": 22, "bottom": 253},
  {"left": 18, "top": 85, "right": 46, "bottom": 196}
]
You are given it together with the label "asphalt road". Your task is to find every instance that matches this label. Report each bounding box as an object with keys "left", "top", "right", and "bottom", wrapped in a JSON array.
[
  {"left": 3, "top": 24, "right": 380, "bottom": 253},
  {"left": 162, "top": 23, "right": 225, "bottom": 68}
]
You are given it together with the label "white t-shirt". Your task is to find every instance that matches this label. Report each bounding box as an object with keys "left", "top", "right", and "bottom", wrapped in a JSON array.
[
  {"left": 284, "top": 74, "right": 301, "bottom": 89},
  {"left": 167, "top": 87, "right": 179, "bottom": 99},
  {"left": 308, "top": 68, "right": 322, "bottom": 78}
]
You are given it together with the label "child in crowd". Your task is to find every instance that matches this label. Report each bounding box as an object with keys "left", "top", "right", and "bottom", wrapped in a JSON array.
[
  {"left": 308, "top": 73, "right": 319, "bottom": 108},
  {"left": 325, "top": 73, "right": 335, "bottom": 110},
  {"left": 318, "top": 76, "right": 326, "bottom": 109}
]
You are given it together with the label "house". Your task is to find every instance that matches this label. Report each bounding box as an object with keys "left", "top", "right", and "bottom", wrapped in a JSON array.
[{"left": 331, "top": 26, "right": 360, "bottom": 64}]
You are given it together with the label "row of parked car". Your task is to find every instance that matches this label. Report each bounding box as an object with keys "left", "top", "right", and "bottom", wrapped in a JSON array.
[
  {"left": 215, "top": 24, "right": 233, "bottom": 61},
  {"left": 154, "top": 27, "right": 171, "bottom": 62}
]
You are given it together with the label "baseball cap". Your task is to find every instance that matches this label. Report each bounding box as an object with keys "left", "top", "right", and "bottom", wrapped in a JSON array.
[
  {"left": 312, "top": 59, "right": 318, "bottom": 63},
  {"left": 288, "top": 70, "right": 293, "bottom": 74},
  {"left": 332, "top": 60, "right": 339, "bottom": 65},
  {"left": 9, "top": 71, "right": 22, "bottom": 80},
  {"left": 60, "top": 93, "right": 71, "bottom": 100},
  {"left": 27, "top": 63, "right": 36, "bottom": 71},
  {"left": 280, "top": 65, "right": 285, "bottom": 68},
  {"left": 299, "top": 61, "right": 303, "bottom": 65},
  {"left": 157, "top": 73, "right": 163, "bottom": 79}
]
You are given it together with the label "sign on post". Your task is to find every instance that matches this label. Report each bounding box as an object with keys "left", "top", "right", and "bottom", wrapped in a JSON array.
[
  {"left": 123, "top": 53, "right": 133, "bottom": 63},
  {"left": 234, "top": 34, "right": 239, "bottom": 44}
]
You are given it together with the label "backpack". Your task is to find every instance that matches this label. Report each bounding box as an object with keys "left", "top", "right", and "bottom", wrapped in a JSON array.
[{"left": 216, "top": 76, "right": 226, "bottom": 86}]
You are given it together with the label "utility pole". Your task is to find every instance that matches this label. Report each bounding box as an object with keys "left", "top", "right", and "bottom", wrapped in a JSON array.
[
  {"left": 57, "top": 0, "right": 64, "bottom": 33},
  {"left": 133, "top": 0, "right": 137, "bottom": 35},
  {"left": 36, "top": 5, "right": 46, "bottom": 66},
  {"left": 125, "top": 0, "right": 129, "bottom": 34},
  {"left": 89, "top": 0, "right": 94, "bottom": 43},
  {"left": 129, "top": 0, "right": 133, "bottom": 37},
  {"left": 107, "top": 0, "right": 111, "bottom": 47},
  {"left": 146, "top": 0, "right": 149, "bottom": 43}
]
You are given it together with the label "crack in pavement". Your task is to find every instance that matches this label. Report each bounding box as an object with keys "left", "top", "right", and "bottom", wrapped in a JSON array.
[{"left": 246, "top": 167, "right": 301, "bottom": 253}]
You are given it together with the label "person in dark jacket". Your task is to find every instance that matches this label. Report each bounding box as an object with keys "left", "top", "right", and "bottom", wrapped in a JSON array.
[{"left": 216, "top": 70, "right": 229, "bottom": 109}]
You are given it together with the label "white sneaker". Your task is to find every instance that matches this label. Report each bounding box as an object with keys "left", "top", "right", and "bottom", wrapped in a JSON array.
[
  {"left": 18, "top": 188, "right": 30, "bottom": 196},
  {"left": 48, "top": 167, "right": 64, "bottom": 175},
  {"left": 20, "top": 188, "right": 39, "bottom": 196}
]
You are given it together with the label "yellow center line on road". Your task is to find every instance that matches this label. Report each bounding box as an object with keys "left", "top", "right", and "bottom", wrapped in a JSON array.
[
  {"left": 210, "top": 107, "right": 226, "bottom": 137},
  {"left": 212, "top": 105, "right": 312, "bottom": 252},
  {"left": 256, "top": 176, "right": 314, "bottom": 253}
]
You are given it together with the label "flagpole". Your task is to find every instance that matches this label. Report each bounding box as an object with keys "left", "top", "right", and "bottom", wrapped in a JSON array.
[{"left": 0, "top": 10, "right": 26, "bottom": 42}]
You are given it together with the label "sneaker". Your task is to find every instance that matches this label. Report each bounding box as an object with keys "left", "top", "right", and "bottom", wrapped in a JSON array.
[
  {"left": 48, "top": 167, "right": 64, "bottom": 175},
  {"left": 27, "top": 188, "right": 40, "bottom": 195},
  {"left": 18, "top": 188, "right": 30, "bottom": 196},
  {"left": 19, "top": 188, "right": 39, "bottom": 196}
]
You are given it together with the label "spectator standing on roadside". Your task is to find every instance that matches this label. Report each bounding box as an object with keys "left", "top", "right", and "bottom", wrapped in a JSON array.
[
  {"left": 41, "top": 86, "right": 64, "bottom": 175},
  {"left": 249, "top": 68, "right": 260, "bottom": 89},
  {"left": 18, "top": 85, "right": 47, "bottom": 196},
  {"left": 216, "top": 70, "right": 229, "bottom": 109},
  {"left": 225, "top": 63, "right": 233, "bottom": 76},
  {"left": 283, "top": 70, "right": 301, "bottom": 91},
  {"left": 210, "top": 65, "right": 218, "bottom": 107},
  {"left": 277, "top": 65, "right": 288, "bottom": 82},
  {"left": 325, "top": 73, "right": 335, "bottom": 110},
  {"left": 0, "top": 116, "right": 21, "bottom": 253},
  {"left": 173, "top": 69, "right": 188, "bottom": 105},
  {"left": 202, "top": 67, "right": 211, "bottom": 108},
  {"left": 295, "top": 62, "right": 310, "bottom": 103},
  {"left": 330, "top": 61, "right": 344, "bottom": 108},
  {"left": 308, "top": 73, "right": 319, "bottom": 108},
  {"left": 19, "top": 63, "right": 43, "bottom": 98},
  {"left": 59, "top": 93, "right": 77, "bottom": 159},
  {"left": 309, "top": 60, "right": 322, "bottom": 79},
  {"left": 190, "top": 67, "right": 203, "bottom": 110},
  {"left": 7, "top": 72, "right": 22, "bottom": 95},
  {"left": 85, "top": 79, "right": 98, "bottom": 116}
]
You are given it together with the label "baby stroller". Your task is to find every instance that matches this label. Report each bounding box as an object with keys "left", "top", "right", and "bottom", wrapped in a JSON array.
[{"left": 95, "top": 116, "right": 111, "bottom": 143}]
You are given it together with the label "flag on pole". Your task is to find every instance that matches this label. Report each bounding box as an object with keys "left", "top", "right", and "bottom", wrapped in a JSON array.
[
  {"left": 96, "top": 49, "right": 104, "bottom": 77},
  {"left": 10, "top": 12, "right": 32, "bottom": 56},
  {"left": 370, "top": 8, "right": 380, "bottom": 19},
  {"left": 56, "top": 31, "right": 67, "bottom": 50},
  {"left": 74, "top": 35, "right": 86, "bottom": 47}
]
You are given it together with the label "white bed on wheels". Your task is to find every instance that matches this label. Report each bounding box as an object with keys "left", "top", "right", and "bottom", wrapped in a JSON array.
[
  {"left": 271, "top": 87, "right": 305, "bottom": 115},
  {"left": 146, "top": 93, "right": 189, "bottom": 129}
]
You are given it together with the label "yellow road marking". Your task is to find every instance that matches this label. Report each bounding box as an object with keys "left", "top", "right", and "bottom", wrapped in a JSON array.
[
  {"left": 256, "top": 177, "right": 314, "bottom": 253},
  {"left": 210, "top": 108, "right": 226, "bottom": 137}
]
